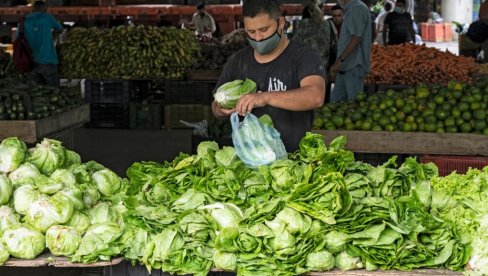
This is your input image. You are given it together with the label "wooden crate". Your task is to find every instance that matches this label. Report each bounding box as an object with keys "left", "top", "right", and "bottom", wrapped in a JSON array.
[
  {"left": 312, "top": 130, "right": 488, "bottom": 156},
  {"left": 0, "top": 104, "right": 90, "bottom": 144}
]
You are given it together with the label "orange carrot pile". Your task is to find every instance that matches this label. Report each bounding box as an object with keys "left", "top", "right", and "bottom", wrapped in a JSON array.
[{"left": 365, "top": 44, "right": 476, "bottom": 85}]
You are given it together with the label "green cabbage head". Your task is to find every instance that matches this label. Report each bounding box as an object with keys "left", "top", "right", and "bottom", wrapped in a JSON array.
[
  {"left": 26, "top": 193, "right": 74, "bottom": 233},
  {"left": 0, "top": 137, "right": 27, "bottom": 173},
  {"left": 64, "top": 211, "right": 91, "bottom": 235},
  {"left": 335, "top": 251, "right": 363, "bottom": 271},
  {"left": 2, "top": 226, "right": 45, "bottom": 259},
  {"left": 27, "top": 138, "right": 66, "bottom": 175},
  {"left": 13, "top": 184, "right": 40, "bottom": 215},
  {"left": 306, "top": 250, "right": 335, "bottom": 271},
  {"left": 0, "top": 241, "right": 9, "bottom": 265},
  {"left": 214, "top": 79, "right": 257, "bottom": 109},
  {"left": 0, "top": 206, "right": 20, "bottom": 235},
  {"left": 8, "top": 162, "right": 40, "bottom": 187},
  {"left": 0, "top": 174, "right": 12, "bottom": 205},
  {"left": 46, "top": 225, "right": 82, "bottom": 256},
  {"left": 213, "top": 251, "right": 237, "bottom": 271},
  {"left": 92, "top": 169, "right": 121, "bottom": 196}
]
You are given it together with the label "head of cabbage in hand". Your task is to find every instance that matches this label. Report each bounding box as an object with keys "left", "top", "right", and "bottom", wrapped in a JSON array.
[{"left": 214, "top": 78, "right": 257, "bottom": 109}]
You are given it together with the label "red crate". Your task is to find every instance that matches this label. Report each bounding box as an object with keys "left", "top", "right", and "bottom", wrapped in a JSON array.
[
  {"left": 444, "top": 22, "right": 453, "bottom": 42},
  {"left": 428, "top": 23, "right": 444, "bottom": 42},
  {"left": 420, "top": 155, "right": 488, "bottom": 176},
  {"left": 420, "top": 23, "right": 430, "bottom": 42}
]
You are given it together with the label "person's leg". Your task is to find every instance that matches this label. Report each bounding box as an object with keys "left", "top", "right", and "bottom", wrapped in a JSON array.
[
  {"left": 330, "top": 73, "right": 347, "bottom": 103},
  {"left": 344, "top": 67, "right": 365, "bottom": 101},
  {"left": 27, "top": 64, "right": 45, "bottom": 86},
  {"left": 39, "top": 64, "right": 60, "bottom": 88}
]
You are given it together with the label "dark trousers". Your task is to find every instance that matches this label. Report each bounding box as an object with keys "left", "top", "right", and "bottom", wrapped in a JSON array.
[{"left": 28, "top": 63, "right": 60, "bottom": 88}]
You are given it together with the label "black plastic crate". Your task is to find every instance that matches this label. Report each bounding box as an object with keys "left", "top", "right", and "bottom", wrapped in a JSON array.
[
  {"left": 164, "top": 80, "right": 215, "bottom": 105},
  {"left": 84, "top": 80, "right": 131, "bottom": 104},
  {"left": 87, "top": 103, "right": 129, "bottom": 128},
  {"left": 129, "top": 103, "right": 163, "bottom": 130}
]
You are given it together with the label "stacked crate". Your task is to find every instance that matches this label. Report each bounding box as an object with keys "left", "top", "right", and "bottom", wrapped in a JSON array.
[
  {"left": 164, "top": 80, "right": 216, "bottom": 129},
  {"left": 85, "top": 80, "right": 131, "bottom": 128},
  {"left": 85, "top": 80, "right": 153, "bottom": 129}
]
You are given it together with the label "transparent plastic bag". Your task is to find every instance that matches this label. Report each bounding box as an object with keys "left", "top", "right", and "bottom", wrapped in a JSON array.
[{"left": 230, "top": 112, "right": 287, "bottom": 168}]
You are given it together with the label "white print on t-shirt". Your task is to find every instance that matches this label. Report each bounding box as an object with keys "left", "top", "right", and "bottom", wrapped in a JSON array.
[{"left": 268, "top": 77, "right": 287, "bottom": 91}]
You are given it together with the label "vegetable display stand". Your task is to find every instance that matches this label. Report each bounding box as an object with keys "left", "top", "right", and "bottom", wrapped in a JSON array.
[
  {"left": 312, "top": 130, "right": 488, "bottom": 156},
  {"left": 420, "top": 155, "right": 488, "bottom": 176},
  {"left": 0, "top": 103, "right": 90, "bottom": 144}
]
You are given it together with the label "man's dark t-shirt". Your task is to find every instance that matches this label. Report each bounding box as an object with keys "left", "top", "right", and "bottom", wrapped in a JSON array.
[
  {"left": 384, "top": 12, "right": 413, "bottom": 45},
  {"left": 215, "top": 41, "right": 325, "bottom": 152}
]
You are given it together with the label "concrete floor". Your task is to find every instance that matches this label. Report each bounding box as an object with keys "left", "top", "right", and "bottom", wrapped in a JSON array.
[{"left": 424, "top": 40, "right": 459, "bottom": 55}]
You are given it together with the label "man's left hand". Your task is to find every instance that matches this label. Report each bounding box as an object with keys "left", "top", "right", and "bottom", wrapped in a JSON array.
[
  {"left": 330, "top": 61, "right": 341, "bottom": 75},
  {"left": 235, "top": 92, "right": 267, "bottom": 116}
]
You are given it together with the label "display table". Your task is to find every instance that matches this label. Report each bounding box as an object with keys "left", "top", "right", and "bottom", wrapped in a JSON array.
[
  {"left": 0, "top": 104, "right": 90, "bottom": 144},
  {"left": 3, "top": 253, "right": 123, "bottom": 267},
  {"left": 313, "top": 130, "right": 488, "bottom": 156}
]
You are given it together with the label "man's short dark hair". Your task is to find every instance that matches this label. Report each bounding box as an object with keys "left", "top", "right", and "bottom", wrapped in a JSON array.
[
  {"left": 384, "top": 1, "right": 393, "bottom": 11},
  {"left": 331, "top": 4, "right": 342, "bottom": 12},
  {"left": 33, "top": 0, "right": 46, "bottom": 12},
  {"left": 242, "top": 0, "right": 282, "bottom": 20},
  {"left": 196, "top": 3, "right": 205, "bottom": 10}
]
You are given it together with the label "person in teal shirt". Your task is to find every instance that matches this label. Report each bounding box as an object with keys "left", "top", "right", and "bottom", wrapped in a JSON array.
[
  {"left": 329, "top": 0, "right": 371, "bottom": 103},
  {"left": 23, "top": 1, "right": 63, "bottom": 87}
]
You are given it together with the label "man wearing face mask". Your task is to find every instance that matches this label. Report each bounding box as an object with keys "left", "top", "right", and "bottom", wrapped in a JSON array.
[
  {"left": 330, "top": 0, "right": 372, "bottom": 103},
  {"left": 211, "top": 0, "right": 326, "bottom": 152},
  {"left": 189, "top": 4, "right": 216, "bottom": 36},
  {"left": 382, "top": 0, "right": 415, "bottom": 45}
]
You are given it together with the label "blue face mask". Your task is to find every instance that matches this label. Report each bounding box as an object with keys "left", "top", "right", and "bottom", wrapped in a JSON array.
[{"left": 247, "top": 26, "right": 282, "bottom": 55}]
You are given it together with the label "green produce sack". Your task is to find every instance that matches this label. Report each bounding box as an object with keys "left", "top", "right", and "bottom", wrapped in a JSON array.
[{"left": 230, "top": 112, "right": 287, "bottom": 168}]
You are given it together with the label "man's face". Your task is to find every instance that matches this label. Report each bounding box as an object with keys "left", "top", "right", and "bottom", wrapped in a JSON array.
[
  {"left": 244, "top": 13, "right": 283, "bottom": 42},
  {"left": 198, "top": 9, "right": 205, "bottom": 16},
  {"left": 331, "top": 10, "right": 343, "bottom": 26}
]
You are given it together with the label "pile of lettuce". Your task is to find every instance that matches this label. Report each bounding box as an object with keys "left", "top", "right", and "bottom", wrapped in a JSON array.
[
  {"left": 0, "top": 137, "right": 127, "bottom": 264},
  {"left": 123, "top": 133, "right": 471, "bottom": 275},
  {"left": 430, "top": 168, "right": 488, "bottom": 276},
  {"left": 0, "top": 134, "right": 477, "bottom": 275}
]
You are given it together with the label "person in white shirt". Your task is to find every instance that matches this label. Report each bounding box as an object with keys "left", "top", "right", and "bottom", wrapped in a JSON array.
[{"left": 190, "top": 4, "right": 216, "bottom": 36}]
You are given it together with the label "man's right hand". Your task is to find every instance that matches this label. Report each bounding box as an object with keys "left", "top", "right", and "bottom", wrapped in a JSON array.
[{"left": 212, "top": 101, "right": 234, "bottom": 117}]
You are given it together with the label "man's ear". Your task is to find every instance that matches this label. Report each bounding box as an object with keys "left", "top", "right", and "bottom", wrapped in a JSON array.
[{"left": 279, "top": 17, "right": 286, "bottom": 34}]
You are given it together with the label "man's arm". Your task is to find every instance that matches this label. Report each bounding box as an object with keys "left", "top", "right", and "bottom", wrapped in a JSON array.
[
  {"left": 330, "top": 36, "right": 362, "bottom": 74},
  {"left": 208, "top": 15, "right": 216, "bottom": 33},
  {"left": 234, "top": 75, "right": 325, "bottom": 116}
]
